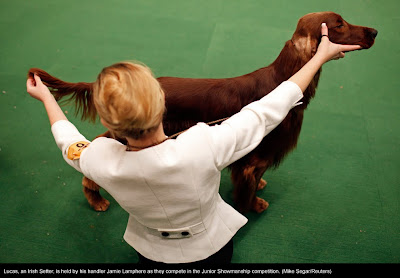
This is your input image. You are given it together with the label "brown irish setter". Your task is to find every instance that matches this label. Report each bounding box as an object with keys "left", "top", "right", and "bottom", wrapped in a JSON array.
[{"left": 28, "top": 12, "right": 377, "bottom": 213}]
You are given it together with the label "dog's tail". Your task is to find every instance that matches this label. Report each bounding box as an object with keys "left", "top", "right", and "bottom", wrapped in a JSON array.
[{"left": 27, "top": 68, "right": 97, "bottom": 122}]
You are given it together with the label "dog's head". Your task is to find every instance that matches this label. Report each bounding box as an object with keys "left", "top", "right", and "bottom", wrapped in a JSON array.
[{"left": 291, "top": 12, "right": 377, "bottom": 59}]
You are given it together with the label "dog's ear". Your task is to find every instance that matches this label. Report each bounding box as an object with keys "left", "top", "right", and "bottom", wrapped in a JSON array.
[
  {"left": 291, "top": 33, "right": 319, "bottom": 60},
  {"left": 291, "top": 13, "right": 323, "bottom": 60}
]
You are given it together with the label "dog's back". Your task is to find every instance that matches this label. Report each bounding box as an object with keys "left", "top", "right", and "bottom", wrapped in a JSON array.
[{"left": 159, "top": 67, "right": 276, "bottom": 135}]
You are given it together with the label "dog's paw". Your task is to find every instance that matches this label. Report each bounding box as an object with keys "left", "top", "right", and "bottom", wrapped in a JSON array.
[
  {"left": 257, "top": 178, "right": 267, "bottom": 190},
  {"left": 252, "top": 197, "right": 269, "bottom": 213},
  {"left": 83, "top": 187, "right": 110, "bottom": 211},
  {"left": 93, "top": 198, "right": 110, "bottom": 212}
]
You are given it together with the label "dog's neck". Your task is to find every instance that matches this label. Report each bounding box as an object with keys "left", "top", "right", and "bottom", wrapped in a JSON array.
[{"left": 267, "top": 39, "right": 320, "bottom": 107}]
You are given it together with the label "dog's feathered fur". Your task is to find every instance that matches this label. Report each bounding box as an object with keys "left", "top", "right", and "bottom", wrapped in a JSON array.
[{"left": 28, "top": 12, "right": 377, "bottom": 213}]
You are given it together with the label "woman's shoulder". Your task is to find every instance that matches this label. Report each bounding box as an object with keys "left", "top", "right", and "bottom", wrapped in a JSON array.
[{"left": 83, "top": 137, "right": 127, "bottom": 159}]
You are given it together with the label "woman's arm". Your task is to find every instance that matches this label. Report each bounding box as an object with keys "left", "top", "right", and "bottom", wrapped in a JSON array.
[
  {"left": 208, "top": 81, "right": 303, "bottom": 170},
  {"left": 27, "top": 74, "right": 89, "bottom": 173}
]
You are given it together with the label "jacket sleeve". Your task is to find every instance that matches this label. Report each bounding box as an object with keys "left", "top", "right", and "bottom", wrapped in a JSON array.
[
  {"left": 205, "top": 81, "right": 303, "bottom": 170},
  {"left": 51, "top": 120, "right": 90, "bottom": 173}
]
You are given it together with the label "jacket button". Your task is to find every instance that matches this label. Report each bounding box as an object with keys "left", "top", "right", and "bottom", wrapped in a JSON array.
[
  {"left": 161, "top": 232, "right": 169, "bottom": 237},
  {"left": 181, "top": 231, "right": 189, "bottom": 236}
]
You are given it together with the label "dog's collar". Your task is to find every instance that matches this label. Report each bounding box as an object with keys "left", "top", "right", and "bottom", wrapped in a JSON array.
[
  {"left": 126, "top": 137, "right": 169, "bottom": 151},
  {"left": 126, "top": 117, "right": 230, "bottom": 151}
]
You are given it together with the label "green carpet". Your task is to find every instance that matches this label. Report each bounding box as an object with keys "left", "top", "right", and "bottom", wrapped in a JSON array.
[{"left": 0, "top": 0, "right": 398, "bottom": 264}]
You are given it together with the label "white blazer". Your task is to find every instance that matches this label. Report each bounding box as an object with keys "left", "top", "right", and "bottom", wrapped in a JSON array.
[{"left": 51, "top": 81, "right": 303, "bottom": 263}]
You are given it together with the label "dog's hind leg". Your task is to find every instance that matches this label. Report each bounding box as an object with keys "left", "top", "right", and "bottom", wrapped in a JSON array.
[
  {"left": 82, "top": 176, "right": 110, "bottom": 211},
  {"left": 80, "top": 130, "right": 124, "bottom": 211}
]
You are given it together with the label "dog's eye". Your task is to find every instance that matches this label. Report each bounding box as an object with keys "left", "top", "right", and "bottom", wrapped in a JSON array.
[{"left": 334, "top": 24, "right": 344, "bottom": 29}]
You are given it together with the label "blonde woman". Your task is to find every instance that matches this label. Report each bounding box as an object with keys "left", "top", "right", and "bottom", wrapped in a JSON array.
[{"left": 26, "top": 24, "right": 359, "bottom": 264}]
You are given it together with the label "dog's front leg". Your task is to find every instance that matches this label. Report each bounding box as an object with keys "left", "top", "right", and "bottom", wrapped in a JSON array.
[
  {"left": 251, "top": 167, "right": 270, "bottom": 213},
  {"left": 257, "top": 178, "right": 267, "bottom": 190},
  {"left": 231, "top": 158, "right": 270, "bottom": 213}
]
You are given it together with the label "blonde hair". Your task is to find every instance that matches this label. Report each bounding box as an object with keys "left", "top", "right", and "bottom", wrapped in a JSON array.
[{"left": 93, "top": 61, "right": 165, "bottom": 139}]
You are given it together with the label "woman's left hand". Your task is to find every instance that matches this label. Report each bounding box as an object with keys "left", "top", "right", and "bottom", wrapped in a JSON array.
[
  {"left": 27, "top": 74, "right": 52, "bottom": 102},
  {"left": 316, "top": 23, "right": 362, "bottom": 63}
]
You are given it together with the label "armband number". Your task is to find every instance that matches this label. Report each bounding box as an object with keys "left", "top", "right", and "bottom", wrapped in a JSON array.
[{"left": 67, "top": 141, "right": 90, "bottom": 160}]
